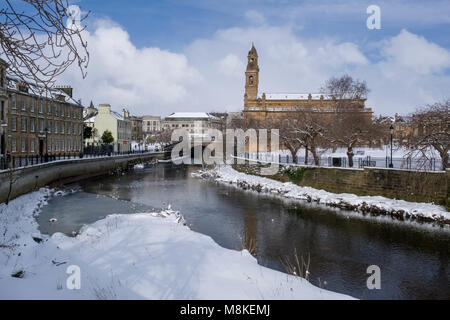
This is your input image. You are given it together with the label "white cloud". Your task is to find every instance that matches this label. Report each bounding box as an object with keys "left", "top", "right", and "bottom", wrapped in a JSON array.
[
  {"left": 381, "top": 29, "right": 450, "bottom": 75},
  {"left": 59, "top": 20, "right": 201, "bottom": 115},
  {"left": 60, "top": 19, "right": 450, "bottom": 117},
  {"left": 245, "top": 10, "right": 266, "bottom": 25},
  {"left": 218, "top": 54, "right": 244, "bottom": 77},
  {"left": 360, "top": 29, "right": 450, "bottom": 115}
]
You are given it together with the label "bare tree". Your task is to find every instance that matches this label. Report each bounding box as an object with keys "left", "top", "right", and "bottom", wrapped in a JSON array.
[
  {"left": 321, "top": 75, "right": 372, "bottom": 167},
  {"left": 152, "top": 128, "right": 173, "bottom": 145},
  {"left": 321, "top": 74, "right": 369, "bottom": 111},
  {"left": 275, "top": 112, "right": 326, "bottom": 165},
  {"left": 277, "top": 122, "right": 303, "bottom": 164},
  {"left": 293, "top": 113, "right": 326, "bottom": 166},
  {"left": 406, "top": 101, "right": 450, "bottom": 170},
  {"left": 6, "top": 160, "right": 23, "bottom": 205},
  {"left": 0, "top": 0, "right": 89, "bottom": 91}
]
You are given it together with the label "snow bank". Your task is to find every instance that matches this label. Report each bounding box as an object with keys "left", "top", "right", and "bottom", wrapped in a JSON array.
[
  {"left": 193, "top": 166, "right": 450, "bottom": 225},
  {"left": 133, "top": 163, "right": 145, "bottom": 170},
  {"left": 0, "top": 189, "right": 351, "bottom": 300}
]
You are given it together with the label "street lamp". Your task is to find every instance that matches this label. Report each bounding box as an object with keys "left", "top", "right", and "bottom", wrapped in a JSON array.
[
  {"left": 44, "top": 127, "right": 49, "bottom": 162},
  {"left": 389, "top": 124, "right": 394, "bottom": 168}
]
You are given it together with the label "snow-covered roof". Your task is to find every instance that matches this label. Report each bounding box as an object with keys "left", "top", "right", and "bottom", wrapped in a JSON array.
[
  {"left": 165, "top": 112, "right": 219, "bottom": 120},
  {"left": 6, "top": 76, "right": 83, "bottom": 107},
  {"left": 263, "top": 93, "right": 332, "bottom": 100},
  {"left": 84, "top": 116, "right": 96, "bottom": 123},
  {"left": 111, "top": 110, "right": 125, "bottom": 121}
]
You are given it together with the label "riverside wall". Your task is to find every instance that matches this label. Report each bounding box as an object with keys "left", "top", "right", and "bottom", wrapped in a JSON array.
[{"left": 0, "top": 153, "right": 164, "bottom": 203}]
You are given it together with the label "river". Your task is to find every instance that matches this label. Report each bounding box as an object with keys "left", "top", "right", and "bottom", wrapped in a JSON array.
[{"left": 37, "top": 163, "right": 450, "bottom": 300}]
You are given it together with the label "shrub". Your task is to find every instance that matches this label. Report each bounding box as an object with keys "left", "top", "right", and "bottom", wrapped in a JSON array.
[{"left": 285, "top": 167, "right": 308, "bottom": 184}]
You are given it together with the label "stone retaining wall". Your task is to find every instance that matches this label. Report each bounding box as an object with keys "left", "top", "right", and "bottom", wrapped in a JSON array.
[
  {"left": 0, "top": 153, "right": 163, "bottom": 204},
  {"left": 234, "top": 162, "right": 449, "bottom": 208}
]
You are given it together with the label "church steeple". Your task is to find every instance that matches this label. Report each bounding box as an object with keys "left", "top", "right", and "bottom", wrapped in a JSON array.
[{"left": 245, "top": 43, "right": 259, "bottom": 101}]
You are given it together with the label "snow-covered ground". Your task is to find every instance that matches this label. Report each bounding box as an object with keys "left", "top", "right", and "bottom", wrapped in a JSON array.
[
  {"left": 0, "top": 189, "right": 351, "bottom": 300},
  {"left": 248, "top": 146, "right": 445, "bottom": 171},
  {"left": 193, "top": 166, "right": 450, "bottom": 225},
  {"left": 271, "top": 145, "right": 442, "bottom": 159}
]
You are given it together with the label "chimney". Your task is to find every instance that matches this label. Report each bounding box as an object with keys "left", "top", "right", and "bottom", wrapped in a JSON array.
[
  {"left": 98, "top": 104, "right": 111, "bottom": 114},
  {"left": 55, "top": 85, "right": 73, "bottom": 98}
]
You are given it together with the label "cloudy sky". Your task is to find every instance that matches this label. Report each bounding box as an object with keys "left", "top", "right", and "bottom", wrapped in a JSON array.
[{"left": 60, "top": 0, "right": 450, "bottom": 117}]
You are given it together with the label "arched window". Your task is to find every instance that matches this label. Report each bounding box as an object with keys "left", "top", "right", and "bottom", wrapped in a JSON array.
[{"left": 249, "top": 76, "right": 254, "bottom": 85}]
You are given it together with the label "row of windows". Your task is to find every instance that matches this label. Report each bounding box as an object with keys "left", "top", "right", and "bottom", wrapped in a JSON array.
[
  {"left": 165, "top": 123, "right": 196, "bottom": 128},
  {"left": 10, "top": 95, "right": 83, "bottom": 119},
  {"left": 117, "top": 132, "right": 131, "bottom": 140},
  {"left": 11, "top": 137, "right": 82, "bottom": 153},
  {"left": 10, "top": 116, "right": 83, "bottom": 135},
  {"left": 248, "top": 118, "right": 299, "bottom": 128},
  {"left": 118, "top": 121, "right": 130, "bottom": 129}
]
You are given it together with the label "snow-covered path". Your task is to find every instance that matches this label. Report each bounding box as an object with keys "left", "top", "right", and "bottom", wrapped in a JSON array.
[
  {"left": 193, "top": 166, "right": 450, "bottom": 225},
  {"left": 0, "top": 189, "right": 351, "bottom": 300}
]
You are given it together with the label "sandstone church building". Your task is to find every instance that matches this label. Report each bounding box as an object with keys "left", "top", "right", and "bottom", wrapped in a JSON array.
[{"left": 243, "top": 44, "right": 373, "bottom": 129}]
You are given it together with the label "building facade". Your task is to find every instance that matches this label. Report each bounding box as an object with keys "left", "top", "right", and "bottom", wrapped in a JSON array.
[
  {"left": 84, "top": 104, "right": 131, "bottom": 152},
  {"left": 130, "top": 115, "right": 143, "bottom": 143},
  {"left": 243, "top": 44, "right": 373, "bottom": 129},
  {"left": 0, "top": 59, "right": 8, "bottom": 165},
  {"left": 163, "top": 112, "right": 222, "bottom": 141},
  {"left": 0, "top": 59, "right": 84, "bottom": 168},
  {"left": 142, "top": 115, "right": 162, "bottom": 135}
]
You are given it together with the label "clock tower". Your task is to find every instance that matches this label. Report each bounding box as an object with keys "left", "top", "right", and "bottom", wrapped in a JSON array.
[{"left": 245, "top": 43, "right": 259, "bottom": 102}]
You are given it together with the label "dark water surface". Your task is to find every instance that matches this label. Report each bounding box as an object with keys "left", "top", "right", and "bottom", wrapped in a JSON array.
[{"left": 38, "top": 164, "right": 450, "bottom": 300}]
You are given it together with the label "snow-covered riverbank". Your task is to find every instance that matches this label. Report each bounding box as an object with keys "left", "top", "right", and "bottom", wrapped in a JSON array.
[
  {"left": 0, "top": 189, "right": 351, "bottom": 300},
  {"left": 193, "top": 166, "right": 450, "bottom": 225}
]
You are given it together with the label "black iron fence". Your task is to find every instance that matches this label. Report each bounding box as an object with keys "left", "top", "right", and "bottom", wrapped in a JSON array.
[
  {"left": 243, "top": 153, "right": 442, "bottom": 171},
  {"left": 0, "top": 146, "right": 159, "bottom": 170}
]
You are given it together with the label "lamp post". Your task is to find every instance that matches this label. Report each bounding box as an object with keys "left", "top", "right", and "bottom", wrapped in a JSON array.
[
  {"left": 44, "top": 127, "right": 49, "bottom": 162},
  {"left": 389, "top": 124, "right": 394, "bottom": 168}
]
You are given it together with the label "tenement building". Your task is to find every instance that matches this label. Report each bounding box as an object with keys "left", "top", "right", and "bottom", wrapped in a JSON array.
[
  {"left": 243, "top": 44, "right": 372, "bottom": 130},
  {"left": 130, "top": 115, "right": 143, "bottom": 143},
  {"left": 163, "top": 112, "right": 222, "bottom": 141},
  {"left": 142, "top": 115, "right": 162, "bottom": 135},
  {"left": 0, "top": 59, "right": 8, "bottom": 165},
  {"left": 0, "top": 59, "right": 84, "bottom": 168},
  {"left": 83, "top": 104, "right": 131, "bottom": 152}
]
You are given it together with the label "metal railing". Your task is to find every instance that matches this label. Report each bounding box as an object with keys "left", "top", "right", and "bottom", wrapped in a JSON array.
[
  {"left": 242, "top": 152, "right": 442, "bottom": 171},
  {"left": 0, "top": 147, "right": 161, "bottom": 170}
]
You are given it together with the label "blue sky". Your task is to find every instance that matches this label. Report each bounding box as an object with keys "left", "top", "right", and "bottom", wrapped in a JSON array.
[
  {"left": 57, "top": 0, "right": 450, "bottom": 116},
  {"left": 80, "top": 0, "right": 450, "bottom": 52}
]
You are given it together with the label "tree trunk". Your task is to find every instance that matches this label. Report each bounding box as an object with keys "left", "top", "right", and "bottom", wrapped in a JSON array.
[
  {"left": 304, "top": 145, "right": 309, "bottom": 165},
  {"left": 311, "top": 145, "right": 320, "bottom": 166},
  {"left": 286, "top": 145, "right": 299, "bottom": 164},
  {"left": 347, "top": 147, "right": 354, "bottom": 168},
  {"left": 440, "top": 150, "right": 449, "bottom": 170}
]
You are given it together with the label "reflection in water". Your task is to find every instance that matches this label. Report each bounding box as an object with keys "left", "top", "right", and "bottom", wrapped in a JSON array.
[{"left": 39, "top": 163, "right": 450, "bottom": 300}]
